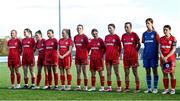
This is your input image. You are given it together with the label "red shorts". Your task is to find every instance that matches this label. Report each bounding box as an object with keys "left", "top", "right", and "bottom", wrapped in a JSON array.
[
  {"left": 44, "top": 52, "right": 58, "bottom": 66},
  {"left": 123, "top": 59, "right": 139, "bottom": 68},
  {"left": 59, "top": 56, "right": 72, "bottom": 69},
  {"left": 37, "top": 54, "right": 45, "bottom": 66},
  {"left": 90, "top": 59, "right": 104, "bottom": 71},
  {"left": 22, "top": 55, "right": 35, "bottom": 67},
  {"left": 105, "top": 59, "right": 120, "bottom": 65},
  {"left": 8, "top": 57, "right": 21, "bottom": 68},
  {"left": 75, "top": 58, "right": 88, "bottom": 65}
]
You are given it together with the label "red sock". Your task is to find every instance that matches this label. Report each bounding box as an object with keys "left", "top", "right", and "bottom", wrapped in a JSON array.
[
  {"left": 31, "top": 77, "right": 35, "bottom": 84},
  {"left": 171, "top": 79, "right": 176, "bottom": 89},
  {"left": 136, "top": 80, "right": 140, "bottom": 90},
  {"left": 60, "top": 75, "right": 65, "bottom": 85},
  {"left": 117, "top": 80, "right": 121, "bottom": 87},
  {"left": 10, "top": 73, "right": 15, "bottom": 85},
  {"left": 16, "top": 73, "right": 21, "bottom": 84},
  {"left": 91, "top": 76, "right": 96, "bottom": 87},
  {"left": 100, "top": 76, "right": 105, "bottom": 86},
  {"left": 163, "top": 78, "right": 169, "bottom": 89},
  {"left": 48, "top": 71, "right": 52, "bottom": 86},
  {"left": 45, "top": 74, "right": 48, "bottom": 86},
  {"left": 107, "top": 80, "right": 112, "bottom": 86},
  {"left": 54, "top": 73, "right": 58, "bottom": 86},
  {"left": 36, "top": 74, "right": 42, "bottom": 86},
  {"left": 24, "top": 78, "right": 28, "bottom": 85},
  {"left": 67, "top": 74, "right": 72, "bottom": 85},
  {"left": 77, "top": 79, "right": 81, "bottom": 86},
  {"left": 125, "top": 81, "right": 130, "bottom": 89},
  {"left": 84, "top": 79, "right": 88, "bottom": 86}
]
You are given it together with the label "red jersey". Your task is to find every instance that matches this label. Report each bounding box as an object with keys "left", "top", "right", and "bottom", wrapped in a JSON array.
[
  {"left": 8, "top": 38, "right": 21, "bottom": 60},
  {"left": 45, "top": 38, "right": 58, "bottom": 61},
  {"left": 88, "top": 38, "right": 105, "bottom": 60},
  {"left": 74, "top": 34, "right": 89, "bottom": 60},
  {"left": 105, "top": 34, "right": 121, "bottom": 60},
  {"left": 22, "top": 37, "right": 35, "bottom": 58},
  {"left": 36, "top": 38, "right": 46, "bottom": 55},
  {"left": 121, "top": 32, "right": 140, "bottom": 60},
  {"left": 58, "top": 38, "right": 73, "bottom": 56},
  {"left": 160, "top": 35, "right": 177, "bottom": 60}
]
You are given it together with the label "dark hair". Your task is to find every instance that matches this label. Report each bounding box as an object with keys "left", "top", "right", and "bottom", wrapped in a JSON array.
[
  {"left": 47, "top": 29, "right": 54, "bottom": 34},
  {"left": 11, "top": 29, "right": 17, "bottom": 34},
  {"left": 108, "top": 23, "right": 115, "bottom": 29},
  {"left": 62, "top": 29, "right": 71, "bottom": 38},
  {"left": 91, "top": 28, "right": 98, "bottom": 34},
  {"left": 163, "top": 25, "right": 171, "bottom": 30},
  {"left": 77, "top": 24, "right": 84, "bottom": 29},
  {"left": 125, "top": 22, "right": 132, "bottom": 28},
  {"left": 146, "top": 18, "right": 153, "bottom": 24},
  {"left": 35, "top": 30, "right": 42, "bottom": 37},
  {"left": 24, "top": 28, "right": 32, "bottom": 36}
]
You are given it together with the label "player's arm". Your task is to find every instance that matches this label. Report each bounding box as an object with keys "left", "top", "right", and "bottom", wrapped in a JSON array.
[
  {"left": 32, "top": 38, "right": 36, "bottom": 52},
  {"left": 19, "top": 39, "right": 22, "bottom": 54},
  {"left": 165, "top": 38, "right": 177, "bottom": 59},
  {"left": 155, "top": 32, "right": 160, "bottom": 44},
  {"left": 62, "top": 40, "right": 73, "bottom": 58},
  {"left": 135, "top": 34, "right": 141, "bottom": 51},
  {"left": 117, "top": 36, "right": 122, "bottom": 55},
  {"left": 141, "top": 33, "right": 145, "bottom": 43}
]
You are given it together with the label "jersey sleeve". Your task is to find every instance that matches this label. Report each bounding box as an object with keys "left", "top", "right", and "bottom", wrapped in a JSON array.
[
  {"left": 116, "top": 35, "right": 122, "bottom": 54},
  {"left": 172, "top": 36, "right": 177, "bottom": 46},
  {"left": 155, "top": 32, "right": 160, "bottom": 44},
  {"left": 141, "top": 33, "right": 145, "bottom": 43}
]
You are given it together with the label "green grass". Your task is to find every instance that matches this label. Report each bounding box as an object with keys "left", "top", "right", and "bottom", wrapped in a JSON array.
[{"left": 0, "top": 60, "right": 180, "bottom": 100}]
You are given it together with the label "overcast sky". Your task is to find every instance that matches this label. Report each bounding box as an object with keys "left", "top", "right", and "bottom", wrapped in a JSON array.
[{"left": 0, "top": 0, "right": 179, "bottom": 45}]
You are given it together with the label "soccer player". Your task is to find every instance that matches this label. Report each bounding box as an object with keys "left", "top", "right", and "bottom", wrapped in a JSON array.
[
  {"left": 44, "top": 29, "right": 59, "bottom": 90},
  {"left": 121, "top": 22, "right": 141, "bottom": 93},
  {"left": 74, "top": 24, "right": 89, "bottom": 91},
  {"left": 7, "top": 30, "right": 21, "bottom": 89},
  {"left": 58, "top": 29, "right": 73, "bottom": 91},
  {"left": 142, "top": 18, "right": 160, "bottom": 93},
  {"left": 88, "top": 28, "right": 105, "bottom": 92},
  {"left": 104, "top": 24, "right": 122, "bottom": 92},
  {"left": 22, "top": 28, "right": 36, "bottom": 89},
  {"left": 159, "top": 25, "right": 177, "bottom": 94},
  {"left": 32, "top": 30, "right": 48, "bottom": 89}
]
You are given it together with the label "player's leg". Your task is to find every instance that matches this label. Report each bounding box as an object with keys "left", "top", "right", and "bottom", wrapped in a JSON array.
[
  {"left": 162, "top": 70, "right": 169, "bottom": 94},
  {"left": 82, "top": 64, "right": 88, "bottom": 91},
  {"left": 113, "top": 64, "right": 122, "bottom": 92},
  {"left": 169, "top": 67, "right": 176, "bottom": 94},
  {"left": 15, "top": 68, "right": 21, "bottom": 89},
  {"left": 9, "top": 66, "right": 15, "bottom": 89},
  {"left": 105, "top": 63, "right": 112, "bottom": 92},
  {"left": 88, "top": 70, "right": 96, "bottom": 91},
  {"left": 132, "top": 67, "right": 140, "bottom": 93},
  {"left": 29, "top": 65, "right": 36, "bottom": 89},
  {"left": 143, "top": 59, "right": 152, "bottom": 93},
  {"left": 152, "top": 67, "right": 158, "bottom": 93},
  {"left": 43, "top": 66, "right": 49, "bottom": 89},
  {"left": 66, "top": 68, "right": 72, "bottom": 90},
  {"left": 23, "top": 65, "right": 29, "bottom": 89},
  {"left": 75, "top": 64, "right": 82, "bottom": 90},
  {"left": 52, "top": 65, "right": 59, "bottom": 90},
  {"left": 124, "top": 68, "right": 130, "bottom": 92},
  {"left": 59, "top": 67, "right": 65, "bottom": 90},
  {"left": 47, "top": 65, "right": 52, "bottom": 89},
  {"left": 33, "top": 65, "right": 42, "bottom": 89},
  {"left": 98, "top": 70, "right": 105, "bottom": 92}
]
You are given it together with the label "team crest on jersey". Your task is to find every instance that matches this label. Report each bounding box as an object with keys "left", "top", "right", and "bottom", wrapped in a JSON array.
[
  {"left": 131, "top": 38, "right": 134, "bottom": 41},
  {"left": 81, "top": 39, "right": 83, "bottom": 42},
  {"left": 65, "top": 42, "right": 68, "bottom": 44},
  {"left": 151, "top": 35, "right": 154, "bottom": 38},
  {"left": 169, "top": 41, "right": 172, "bottom": 44},
  {"left": 51, "top": 42, "right": 54, "bottom": 45},
  {"left": 15, "top": 42, "right": 17, "bottom": 45},
  {"left": 28, "top": 41, "right": 30, "bottom": 44},
  {"left": 97, "top": 43, "right": 100, "bottom": 45},
  {"left": 41, "top": 44, "right": 44, "bottom": 46},
  {"left": 112, "top": 39, "right": 115, "bottom": 42}
]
